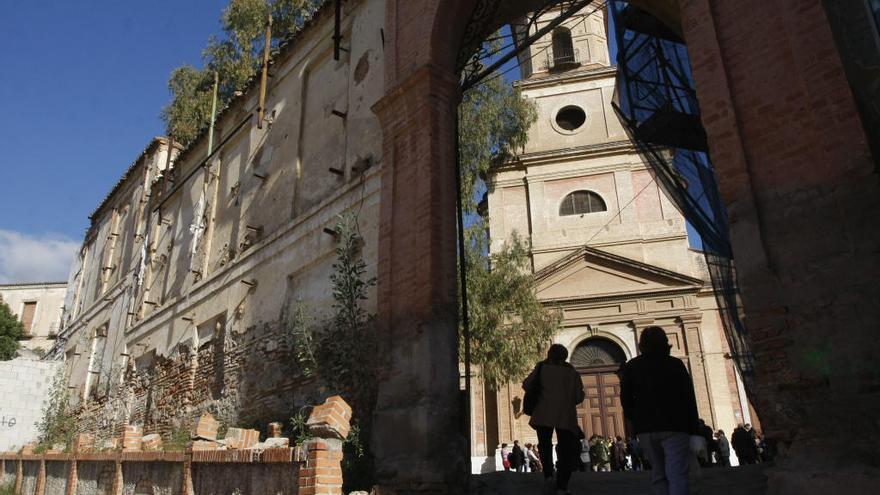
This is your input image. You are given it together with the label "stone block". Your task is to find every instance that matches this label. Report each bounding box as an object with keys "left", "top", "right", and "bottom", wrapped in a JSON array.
[
  {"left": 193, "top": 413, "right": 220, "bottom": 440},
  {"left": 72, "top": 432, "right": 94, "bottom": 452},
  {"left": 142, "top": 433, "right": 163, "bottom": 451},
  {"left": 306, "top": 395, "right": 352, "bottom": 440},
  {"left": 268, "top": 421, "right": 283, "bottom": 438},
  {"left": 263, "top": 437, "right": 290, "bottom": 448},
  {"left": 224, "top": 428, "right": 259, "bottom": 449},
  {"left": 21, "top": 443, "right": 35, "bottom": 455},
  {"left": 191, "top": 439, "right": 224, "bottom": 451},
  {"left": 123, "top": 424, "right": 143, "bottom": 451}
]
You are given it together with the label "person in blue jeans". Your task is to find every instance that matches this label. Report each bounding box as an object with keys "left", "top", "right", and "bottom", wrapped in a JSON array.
[{"left": 620, "top": 327, "right": 699, "bottom": 495}]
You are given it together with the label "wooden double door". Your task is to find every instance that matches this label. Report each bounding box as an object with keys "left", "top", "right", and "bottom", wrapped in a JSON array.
[{"left": 577, "top": 365, "right": 627, "bottom": 440}]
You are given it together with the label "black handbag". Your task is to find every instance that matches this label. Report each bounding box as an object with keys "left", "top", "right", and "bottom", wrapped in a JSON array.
[{"left": 523, "top": 363, "right": 543, "bottom": 416}]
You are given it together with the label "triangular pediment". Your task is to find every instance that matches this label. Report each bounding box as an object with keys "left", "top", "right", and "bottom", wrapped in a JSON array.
[{"left": 534, "top": 246, "right": 703, "bottom": 302}]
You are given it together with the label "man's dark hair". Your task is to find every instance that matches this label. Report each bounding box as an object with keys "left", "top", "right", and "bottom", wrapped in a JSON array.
[
  {"left": 639, "top": 326, "right": 672, "bottom": 355},
  {"left": 547, "top": 343, "right": 569, "bottom": 362}
]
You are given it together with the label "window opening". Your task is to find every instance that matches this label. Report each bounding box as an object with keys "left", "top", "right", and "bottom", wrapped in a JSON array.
[
  {"left": 555, "top": 105, "right": 587, "bottom": 131},
  {"left": 559, "top": 190, "right": 607, "bottom": 215}
]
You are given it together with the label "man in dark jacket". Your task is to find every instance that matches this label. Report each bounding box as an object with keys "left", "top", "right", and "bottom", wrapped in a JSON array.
[
  {"left": 731, "top": 425, "right": 758, "bottom": 464},
  {"left": 620, "top": 326, "right": 699, "bottom": 495},
  {"left": 509, "top": 440, "right": 527, "bottom": 473}
]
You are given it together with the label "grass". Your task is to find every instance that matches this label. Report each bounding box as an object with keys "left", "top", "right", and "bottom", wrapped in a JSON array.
[{"left": 0, "top": 482, "right": 15, "bottom": 495}]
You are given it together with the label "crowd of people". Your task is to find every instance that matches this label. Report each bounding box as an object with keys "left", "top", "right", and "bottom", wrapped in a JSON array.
[{"left": 514, "top": 327, "right": 771, "bottom": 495}]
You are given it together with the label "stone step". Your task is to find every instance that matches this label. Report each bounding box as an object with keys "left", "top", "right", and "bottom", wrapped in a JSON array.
[{"left": 470, "top": 464, "right": 769, "bottom": 495}]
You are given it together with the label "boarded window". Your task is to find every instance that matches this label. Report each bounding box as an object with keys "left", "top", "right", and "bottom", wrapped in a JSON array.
[
  {"left": 21, "top": 301, "right": 37, "bottom": 334},
  {"left": 559, "top": 190, "right": 607, "bottom": 216}
]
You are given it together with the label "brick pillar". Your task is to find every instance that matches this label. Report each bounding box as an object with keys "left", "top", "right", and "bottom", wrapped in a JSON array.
[
  {"left": 180, "top": 457, "right": 193, "bottom": 495},
  {"left": 679, "top": 314, "right": 715, "bottom": 426},
  {"left": 371, "top": 63, "right": 466, "bottom": 493},
  {"left": 298, "top": 396, "right": 352, "bottom": 495},
  {"left": 15, "top": 459, "right": 22, "bottom": 494},
  {"left": 65, "top": 459, "right": 77, "bottom": 495},
  {"left": 109, "top": 458, "right": 123, "bottom": 495},
  {"left": 680, "top": 0, "right": 880, "bottom": 491},
  {"left": 34, "top": 459, "right": 46, "bottom": 495}
]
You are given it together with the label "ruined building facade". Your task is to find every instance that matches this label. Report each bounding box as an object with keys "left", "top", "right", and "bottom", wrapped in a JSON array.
[
  {"left": 469, "top": 7, "right": 755, "bottom": 471},
  {"left": 51, "top": 0, "right": 386, "bottom": 436}
]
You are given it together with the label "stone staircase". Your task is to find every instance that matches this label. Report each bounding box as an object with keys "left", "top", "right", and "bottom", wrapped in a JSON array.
[{"left": 470, "top": 464, "right": 769, "bottom": 495}]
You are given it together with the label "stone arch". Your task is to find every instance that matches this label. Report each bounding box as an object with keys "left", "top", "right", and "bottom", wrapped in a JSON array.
[
  {"left": 375, "top": 0, "right": 876, "bottom": 492},
  {"left": 564, "top": 330, "right": 633, "bottom": 363}
]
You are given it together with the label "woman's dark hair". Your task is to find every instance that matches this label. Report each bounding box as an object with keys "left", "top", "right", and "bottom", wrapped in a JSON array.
[
  {"left": 639, "top": 326, "right": 672, "bottom": 355},
  {"left": 547, "top": 343, "right": 569, "bottom": 363}
]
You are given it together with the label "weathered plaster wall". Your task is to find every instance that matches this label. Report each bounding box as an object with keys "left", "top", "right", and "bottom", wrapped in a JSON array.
[
  {"left": 52, "top": 0, "right": 385, "bottom": 438},
  {"left": 0, "top": 359, "right": 62, "bottom": 451},
  {"left": 45, "top": 461, "right": 70, "bottom": 494},
  {"left": 0, "top": 283, "right": 66, "bottom": 352}
]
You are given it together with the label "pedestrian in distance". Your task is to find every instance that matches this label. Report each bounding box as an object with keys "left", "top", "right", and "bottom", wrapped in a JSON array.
[
  {"left": 620, "top": 326, "right": 700, "bottom": 495},
  {"left": 526, "top": 443, "right": 542, "bottom": 473},
  {"left": 510, "top": 440, "right": 527, "bottom": 473},
  {"left": 731, "top": 424, "right": 757, "bottom": 465},
  {"left": 612, "top": 435, "right": 629, "bottom": 471},
  {"left": 500, "top": 442, "right": 512, "bottom": 471},
  {"left": 715, "top": 430, "right": 730, "bottom": 467},
  {"left": 523, "top": 343, "right": 586, "bottom": 495}
]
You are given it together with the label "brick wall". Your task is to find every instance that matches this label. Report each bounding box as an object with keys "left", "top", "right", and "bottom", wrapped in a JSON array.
[
  {"left": 73, "top": 320, "right": 321, "bottom": 441},
  {"left": 1, "top": 396, "right": 352, "bottom": 495}
]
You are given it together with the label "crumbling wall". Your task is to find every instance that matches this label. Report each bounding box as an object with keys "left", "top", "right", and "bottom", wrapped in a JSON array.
[
  {"left": 75, "top": 461, "right": 116, "bottom": 495},
  {"left": 20, "top": 460, "right": 39, "bottom": 495}
]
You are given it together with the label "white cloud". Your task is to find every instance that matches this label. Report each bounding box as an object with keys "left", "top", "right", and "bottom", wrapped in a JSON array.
[{"left": 0, "top": 230, "right": 79, "bottom": 284}]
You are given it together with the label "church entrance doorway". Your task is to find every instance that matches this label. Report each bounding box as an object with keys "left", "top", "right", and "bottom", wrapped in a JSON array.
[{"left": 571, "top": 338, "right": 628, "bottom": 439}]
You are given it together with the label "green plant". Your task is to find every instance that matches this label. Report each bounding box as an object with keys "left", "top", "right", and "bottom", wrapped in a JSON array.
[
  {"left": 0, "top": 298, "right": 23, "bottom": 360},
  {"left": 162, "top": 0, "right": 324, "bottom": 145},
  {"left": 0, "top": 481, "right": 16, "bottom": 495},
  {"left": 165, "top": 427, "right": 192, "bottom": 452},
  {"left": 35, "top": 367, "right": 76, "bottom": 452},
  {"left": 288, "top": 408, "right": 313, "bottom": 446}
]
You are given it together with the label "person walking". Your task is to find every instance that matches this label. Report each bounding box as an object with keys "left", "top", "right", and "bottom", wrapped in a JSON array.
[
  {"left": 527, "top": 443, "right": 542, "bottom": 473},
  {"left": 628, "top": 436, "right": 643, "bottom": 471},
  {"left": 523, "top": 344, "right": 585, "bottom": 495},
  {"left": 501, "top": 442, "right": 512, "bottom": 471},
  {"left": 715, "top": 430, "right": 730, "bottom": 467},
  {"left": 731, "top": 425, "right": 757, "bottom": 464},
  {"left": 620, "top": 326, "right": 699, "bottom": 495},
  {"left": 612, "top": 436, "right": 629, "bottom": 471},
  {"left": 590, "top": 436, "right": 611, "bottom": 472},
  {"left": 510, "top": 440, "right": 527, "bottom": 473}
]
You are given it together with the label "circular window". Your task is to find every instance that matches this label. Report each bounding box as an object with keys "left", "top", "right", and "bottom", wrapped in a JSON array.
[{"left": 555, "top": 105, "right": 586, "bottom": 131}]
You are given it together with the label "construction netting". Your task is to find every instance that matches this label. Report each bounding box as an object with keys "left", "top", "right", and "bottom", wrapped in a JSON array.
[{"left": 607, "top": 1, "right": 755, "bottom": 383}]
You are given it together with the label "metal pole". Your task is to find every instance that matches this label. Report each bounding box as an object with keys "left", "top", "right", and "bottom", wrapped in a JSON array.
[
  {"left": 454, "top": 106, "right": 473, "bottom": 470},
  {"left": 258, "top": 14, "right": 273, "bottom": 129},
  {"left": 334, "top": 0, "right": 343, "bottom": 60},
  {"left": 208, "top": 71, "right": 219, "bottom": 156}
]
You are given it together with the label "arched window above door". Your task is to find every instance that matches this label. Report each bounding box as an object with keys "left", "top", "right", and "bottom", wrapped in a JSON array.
[
  {"left": 559, "top": 190, "right": 607, "bottom": 216},
  {"left": 571, "top": 338, "right": 627, "bottom": 367}
]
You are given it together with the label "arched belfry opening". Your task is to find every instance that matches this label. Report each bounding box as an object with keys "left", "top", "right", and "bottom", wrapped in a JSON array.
[{"left": 551, "top": 27, "right": 577, "bottom": 68}]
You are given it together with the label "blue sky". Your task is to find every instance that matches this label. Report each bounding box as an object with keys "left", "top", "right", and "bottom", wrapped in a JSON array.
[{"left": 0, "top": 0, "right": 227, "bottom": 282}]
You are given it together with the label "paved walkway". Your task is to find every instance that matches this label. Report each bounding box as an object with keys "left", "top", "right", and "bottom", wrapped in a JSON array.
[{"left": 471, "top": 464, "right": 769, "bottom": 495}]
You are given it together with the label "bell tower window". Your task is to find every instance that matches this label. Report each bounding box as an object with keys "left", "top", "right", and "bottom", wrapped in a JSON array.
[{"left": 559, "top": 190, "right": 607, "bottom": 216}]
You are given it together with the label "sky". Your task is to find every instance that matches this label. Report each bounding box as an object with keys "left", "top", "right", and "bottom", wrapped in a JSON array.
[{"left": 0, "top": 0, "right": 228, "bottom": 283}]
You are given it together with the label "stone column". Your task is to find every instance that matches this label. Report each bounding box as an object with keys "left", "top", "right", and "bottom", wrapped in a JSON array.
[
  {"left": 15, "top": 459, "right": 22, "bottom": 494},
  {"left": 371, "top": 64, "right": 465, "bottom": 494},
  {"left": 679, "top": 313, "right": 714, "bottom": 425}
]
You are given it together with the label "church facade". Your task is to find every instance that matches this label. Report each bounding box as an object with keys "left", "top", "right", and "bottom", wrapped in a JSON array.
[{"left": 469, "top": 7, "right": 755, "bottom": 472}]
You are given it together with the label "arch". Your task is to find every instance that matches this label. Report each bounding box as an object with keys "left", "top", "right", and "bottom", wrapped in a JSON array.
[
  {"left": 551, "top": 27, "right": 575, "bottom": 66},
  {"left": 559, "top": 190, "right": 607, "bottom": 215},
  {"left": 570, "top": 337, "right": 628, "bottom": 368}
]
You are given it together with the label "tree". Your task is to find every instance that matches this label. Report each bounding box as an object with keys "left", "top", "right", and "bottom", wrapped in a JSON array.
[
  {"left": 458, "top": 61, "right": 561, "bottom": 390},
  {"left": 0, "top": 299, "right": 23, "bottom": 360},
  {"left": 161, "top": 0, "right": 323, "bottom": 145}
]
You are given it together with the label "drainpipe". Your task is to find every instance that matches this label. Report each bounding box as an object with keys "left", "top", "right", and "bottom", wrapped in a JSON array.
[{"left": 208, "top": 71, "right": 219, "bottom": 156}]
